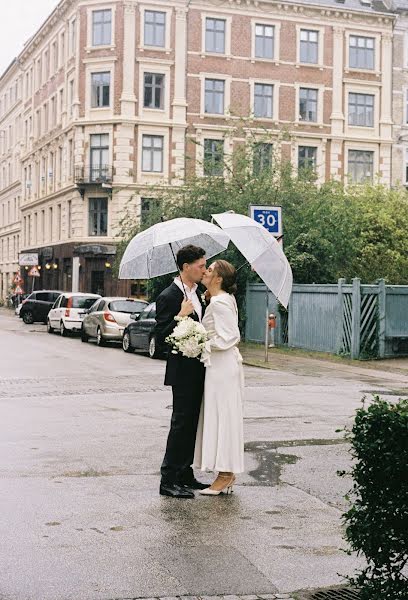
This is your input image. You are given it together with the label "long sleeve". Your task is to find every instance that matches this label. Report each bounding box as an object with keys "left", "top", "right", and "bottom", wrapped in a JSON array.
[
  {"left": 201, "top": 297, "right": 240, "bottom": 366},
  {"left": 154, "top": 292, "right": 179, "bottom": 346}
]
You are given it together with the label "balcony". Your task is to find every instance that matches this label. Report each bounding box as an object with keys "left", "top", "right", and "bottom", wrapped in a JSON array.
[{"left": 74, "top": 165, "right": 113, "bottom": 198}]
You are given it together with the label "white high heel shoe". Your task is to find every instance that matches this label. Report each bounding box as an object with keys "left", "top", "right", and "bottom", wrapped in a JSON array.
[{"left": 199, "top": 475, "right": 235, "bottom": 496}]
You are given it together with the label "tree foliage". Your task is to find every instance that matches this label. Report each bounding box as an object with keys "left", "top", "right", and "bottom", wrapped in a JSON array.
[
  {"left": 339, "top": 396, "right": 408, "bottom": 599},
  {"left": 114, "top": 124, "right": 408, "bottom": 304}
]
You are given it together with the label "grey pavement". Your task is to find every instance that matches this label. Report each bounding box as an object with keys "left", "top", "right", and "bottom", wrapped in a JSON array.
[{"left": 0, "top": 308, "right": 407, "bottom": 600}]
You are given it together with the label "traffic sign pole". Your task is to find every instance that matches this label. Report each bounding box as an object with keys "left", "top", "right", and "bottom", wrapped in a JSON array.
[{"left": 249, "top": 204, "right": 283, "bottom": 362}]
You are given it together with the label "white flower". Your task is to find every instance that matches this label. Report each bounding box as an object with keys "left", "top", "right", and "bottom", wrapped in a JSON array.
[{"left": 165, "top": 316, "right": 209, "bottom": 359}]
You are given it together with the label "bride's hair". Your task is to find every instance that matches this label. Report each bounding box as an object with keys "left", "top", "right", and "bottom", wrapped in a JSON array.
[{"left": 214, "top": 260, "right": 237, "bottom": 295}]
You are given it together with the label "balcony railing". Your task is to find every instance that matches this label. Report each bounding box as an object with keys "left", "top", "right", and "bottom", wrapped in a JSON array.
[{"left": 74, "top": 165, "right": 113, "bottom": 185}]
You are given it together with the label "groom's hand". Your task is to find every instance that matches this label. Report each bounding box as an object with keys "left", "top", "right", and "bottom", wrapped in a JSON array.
[{"left": 178, "top": 299, "right": 194, "bottom": 317}]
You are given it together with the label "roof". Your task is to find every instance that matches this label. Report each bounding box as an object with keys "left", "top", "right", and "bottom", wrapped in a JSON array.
[{"left": 285, "top": 0, "right": 394, "bottom": 13}]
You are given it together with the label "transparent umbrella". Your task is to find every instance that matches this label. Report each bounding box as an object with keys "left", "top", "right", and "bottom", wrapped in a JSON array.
[
  {"left": 119, "top": 217, "right": 230, "bottom": 280},
  {"left": 212, "top": 212, "right": 293, "bottom": 308}
]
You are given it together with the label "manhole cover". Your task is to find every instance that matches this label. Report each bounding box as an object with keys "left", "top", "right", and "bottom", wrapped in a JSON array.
[{"left": 298, "top": 587, "right": 359, "bottom": 600}]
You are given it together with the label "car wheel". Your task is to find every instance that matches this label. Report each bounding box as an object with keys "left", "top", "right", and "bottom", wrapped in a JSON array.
[
  {"left": 60, "top": 321, "right": 68, "bottom": 337},
  {"left": 148, "top": 335, "right": 159, "bottom": 359},
  {"left": 96, "top": 327, "right": 106, "bottom": 347},
  {"left": 122, "top": 331, "right": 134, "bottom": 353},
  {"left": 22, "top": 311, "right": 34, "bottom": 325},
  {"left": 47, "top": 319, "right": 54, "bottom": 334},
  {"left": 81, "top": 326, "right": 89, "bottom": 343}
]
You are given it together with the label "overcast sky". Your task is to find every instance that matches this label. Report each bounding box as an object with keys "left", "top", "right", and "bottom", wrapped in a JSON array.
[{"left": 0, "top": 0, "right": 59, "bottom": 76}]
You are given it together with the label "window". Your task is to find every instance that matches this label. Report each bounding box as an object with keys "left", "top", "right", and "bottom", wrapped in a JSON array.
[
  {"left": 144, "top": 11, "right": 165, "bottom": 47},
  {"left": 52, "top": 41, "right": 58, "bottom": 72},
  {"left": 348, "top": 150, "right": 374, "bottom": 183},
  {"left": 90, "top": 133, "right": 109, "bottom": 181},
  {"left": 70, "top": 19, "right": 77, "bottom": 55},
  {"left": 205, "top": 18, "right": 225, "bottom": 53},
  {"left": 298, "top": 146, "right": 317, "bottom": 172},
  {"left": 300, "top": 29, "right": 318, "bottom": 64},
  {"left": 91, "top": 72, "right": 110, "bottom": 108},
  {"left": 299, "top": 88, "right": 318, "bottom": 122},
  {"left": 49, "top": 207, "right": 53, "bottom": 241},
  {"left": 67, "top": 200, "right": 72, "bottom": 238},
  {"left": 205, "top": 78, "right": 225, "bottom": 114},
  {"left": 92, "top": 9, "right": 112, "bottom": 46},
  {"left": 141, "top": 197, "right": 160, "bottom": 225},
  {"left": 203, "top": 139, "right": 224, "bottom": 176},
  {"left": 349, "top": 36, "right": 374, "bottom": 70},
  {"left": 255, "top": 24, "right": 274, "bottom": 59},
  {"left": 89, "top": 198, "right": 108, "bottom": 236},
  {"left": 68, "top": 80, "right": 74, "bottom": 116},
  {"left": 348, "top": 93, "right": 374, "bottom": 127},
  {"left": 405, "top": 149, "right": 408, "bottom": 186},
  {"left": 144, "top": 73, "right": 164, "bottom": 109},
  {"left": 142, "top": 135, "right": 163, "bottom": 172},
  {"left": 254, "top": 83, "right": 273, "bottom": 118},
  {"left": 253, "top": 143, "right": 272, "bottom": 175}
]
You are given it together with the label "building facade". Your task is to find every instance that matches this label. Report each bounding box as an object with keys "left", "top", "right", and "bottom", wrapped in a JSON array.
[
  {"left": 0, "top": 0, "right": 399, "bottom": 300},
  {"left": 391, "top": 0, "right": 408, "bottom": 187}
]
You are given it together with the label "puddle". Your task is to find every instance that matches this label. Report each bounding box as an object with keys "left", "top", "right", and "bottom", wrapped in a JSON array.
[{"left": 245, "top": 439, "right": 346, "bottom": 486}]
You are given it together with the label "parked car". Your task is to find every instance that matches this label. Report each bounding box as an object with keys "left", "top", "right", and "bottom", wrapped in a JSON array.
[
  {"left": 47, "top": 292, "right": 101, "bottom": 336},
  {"left": 122, "top": 302, "right": 165, "bottom": 358},
  {"left": 20, "top": 290, "right": 63, "bottom": 324},
  {"left": 81, "top": 297, "right": 148, "bottom": 346}
]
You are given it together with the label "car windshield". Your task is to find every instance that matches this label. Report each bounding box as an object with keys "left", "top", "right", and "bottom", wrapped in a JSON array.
[
  {"left": 71, "top": 296, "right": 99, "bottom": 309},
  {"left": 109, "top": 300, "right": 147, "bottom": 314}
]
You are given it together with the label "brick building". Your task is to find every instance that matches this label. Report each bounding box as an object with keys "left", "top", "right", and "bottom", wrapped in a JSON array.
[{"left": 0, "top": 0, "right": 399, "bottom": 300}]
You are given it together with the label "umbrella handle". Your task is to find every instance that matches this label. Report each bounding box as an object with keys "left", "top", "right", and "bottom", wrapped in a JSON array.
[{"left": 168, "top": 241, "right": 188, "bottom": 299}]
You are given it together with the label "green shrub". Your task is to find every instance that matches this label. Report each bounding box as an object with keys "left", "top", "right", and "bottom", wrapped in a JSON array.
[{"left": 340, "top": 396, "right": 408, "bottom": 599}]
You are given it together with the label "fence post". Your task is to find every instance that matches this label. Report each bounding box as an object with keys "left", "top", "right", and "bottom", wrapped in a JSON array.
[
  {"left": 336, "top": 278, "right": 346, "bottom": 354},
  {"left": 351, "top": 278, "right": 361, "bottom": 359},
  {"left": 378, "top": 279, "right": 386, "bottom": 359}
]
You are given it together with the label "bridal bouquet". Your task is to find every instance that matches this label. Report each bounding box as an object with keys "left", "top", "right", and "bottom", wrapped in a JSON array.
[{"left": 166, "top": 316, "right": 209, "bottom": 359}]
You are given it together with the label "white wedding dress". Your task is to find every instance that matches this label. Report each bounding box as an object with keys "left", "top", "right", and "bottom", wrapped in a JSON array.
[{"left": 193, "top": 293, "right": 245, "bottom": 474}]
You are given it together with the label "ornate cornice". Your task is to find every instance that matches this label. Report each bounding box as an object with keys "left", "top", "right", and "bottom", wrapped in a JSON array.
[
  {"left": 198, "top": 0, "right": 395, "bottom": 27},
  {"left": 18, "top": 0, "right": 77, "bottom": 68}
]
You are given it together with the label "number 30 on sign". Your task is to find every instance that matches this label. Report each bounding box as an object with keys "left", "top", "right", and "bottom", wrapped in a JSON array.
[{"left": 250, "top": 205, "right": 282, "bottom": 237}]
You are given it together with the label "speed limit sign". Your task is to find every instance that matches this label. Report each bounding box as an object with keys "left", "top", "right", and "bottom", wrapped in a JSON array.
[{"left": 250, "top": 205, "right": 282, "bottom": 236}]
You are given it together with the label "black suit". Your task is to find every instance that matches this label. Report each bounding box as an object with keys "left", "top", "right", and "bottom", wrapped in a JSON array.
[{"left": 155, "top": 282, "right": 206, "bottom": 485}]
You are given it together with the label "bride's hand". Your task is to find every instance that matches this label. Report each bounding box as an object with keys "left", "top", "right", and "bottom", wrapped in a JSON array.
[{"left": 178, "top": 299, "right": 194, "bottom": 317}]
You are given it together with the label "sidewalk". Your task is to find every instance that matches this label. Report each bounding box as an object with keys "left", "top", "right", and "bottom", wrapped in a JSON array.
[{"left": 241, "top": 342, "right": 408, "bottom": 384}]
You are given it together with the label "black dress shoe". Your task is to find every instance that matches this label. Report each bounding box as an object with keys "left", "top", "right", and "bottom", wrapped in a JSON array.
[
  {"left": 180, "top": 479, "right": 209, "bottom": 490},
  {"left": 159, "top": 482, "right": 195, "bottom": 498}
]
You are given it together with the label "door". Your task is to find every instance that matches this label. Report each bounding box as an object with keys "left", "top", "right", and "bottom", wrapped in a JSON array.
[
  {"left": 49, "top": 295, "right": 62, "bottom": 326},
  {"left": 133, "top": 304, "right": 155, "bottom": 350},
  {"left": 36, "top": 292, "right": 51, "bottom": 322},
  {"left": 91, "top": 299, "right": 106, "bottom": 336},
  {"left": 91, "top": 271, "right": 105, "bottom": 296}
]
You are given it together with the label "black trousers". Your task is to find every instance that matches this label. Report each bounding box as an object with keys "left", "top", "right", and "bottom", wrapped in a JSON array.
[{"left": 160, "top": 381, "right": 204, "bottom": 485}]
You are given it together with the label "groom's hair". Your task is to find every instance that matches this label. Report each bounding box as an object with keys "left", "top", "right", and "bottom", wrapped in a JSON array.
[{"left": 177, "top": 245, "right": 206, "bottom": 270}]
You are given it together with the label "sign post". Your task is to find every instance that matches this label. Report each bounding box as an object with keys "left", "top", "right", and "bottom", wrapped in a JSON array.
[
  {"left": 249, "top": 205, "right": 283, "bottom": 362},
  {"left": 28, "top": 265, "right": 41, "bottom": 293}
]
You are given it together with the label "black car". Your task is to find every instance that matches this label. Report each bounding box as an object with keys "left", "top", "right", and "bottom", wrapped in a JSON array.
[
  {"left": 20, "top": 290, "right": 63, "bottom": 324},
  {"left": 122, "top": 302, "right": 165, "bottom": 358}
]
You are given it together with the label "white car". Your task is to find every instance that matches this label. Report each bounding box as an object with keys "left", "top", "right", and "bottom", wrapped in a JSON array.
[{"left": 47, "top": 292, "right": 101, "bottom": 336}]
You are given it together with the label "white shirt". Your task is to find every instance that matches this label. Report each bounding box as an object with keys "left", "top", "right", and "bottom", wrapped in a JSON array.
[{"left": 174, "top": 277, "right": 202, "bottom": 322}]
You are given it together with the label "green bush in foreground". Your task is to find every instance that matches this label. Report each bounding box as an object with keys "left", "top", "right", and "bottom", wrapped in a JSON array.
[{"left": 340, "top": 396, "right": 408, "bottom": 599}]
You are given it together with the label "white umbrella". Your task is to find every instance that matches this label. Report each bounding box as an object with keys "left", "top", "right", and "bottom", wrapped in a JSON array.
[
  {"left": 212, "top": 212, "right": 293, "bottom": 308},
  {"left": 119, "top": 217, "right": 230, "bottom": 280}
]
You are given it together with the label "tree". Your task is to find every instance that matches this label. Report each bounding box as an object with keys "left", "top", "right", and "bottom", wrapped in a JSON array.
[{"left": 114, "top": 122, "right": 408, "bottom": 308}]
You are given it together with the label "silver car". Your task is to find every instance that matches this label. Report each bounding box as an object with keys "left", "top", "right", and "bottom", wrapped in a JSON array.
[{"left": 81, "top": 297, "right": 148, "bottom": 346}]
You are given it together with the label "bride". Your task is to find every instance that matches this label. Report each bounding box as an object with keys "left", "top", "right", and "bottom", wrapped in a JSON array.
[{"left": 193, "top": 259, "right": 245, "bottom": 495}]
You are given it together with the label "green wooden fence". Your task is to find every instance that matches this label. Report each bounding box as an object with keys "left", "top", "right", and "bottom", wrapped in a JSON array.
[{"left": 245, "top": 279, "right": 408, "bottom": 359}]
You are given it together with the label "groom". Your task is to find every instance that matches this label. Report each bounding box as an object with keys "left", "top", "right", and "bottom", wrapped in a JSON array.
[{"left": 155, "top": 245, "right": 208, "bottom": 499}]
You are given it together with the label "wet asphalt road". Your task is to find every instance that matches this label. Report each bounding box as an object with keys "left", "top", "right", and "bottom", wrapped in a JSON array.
[{"left": 1, "top": 308, "right": 406, "bottom": 600}]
